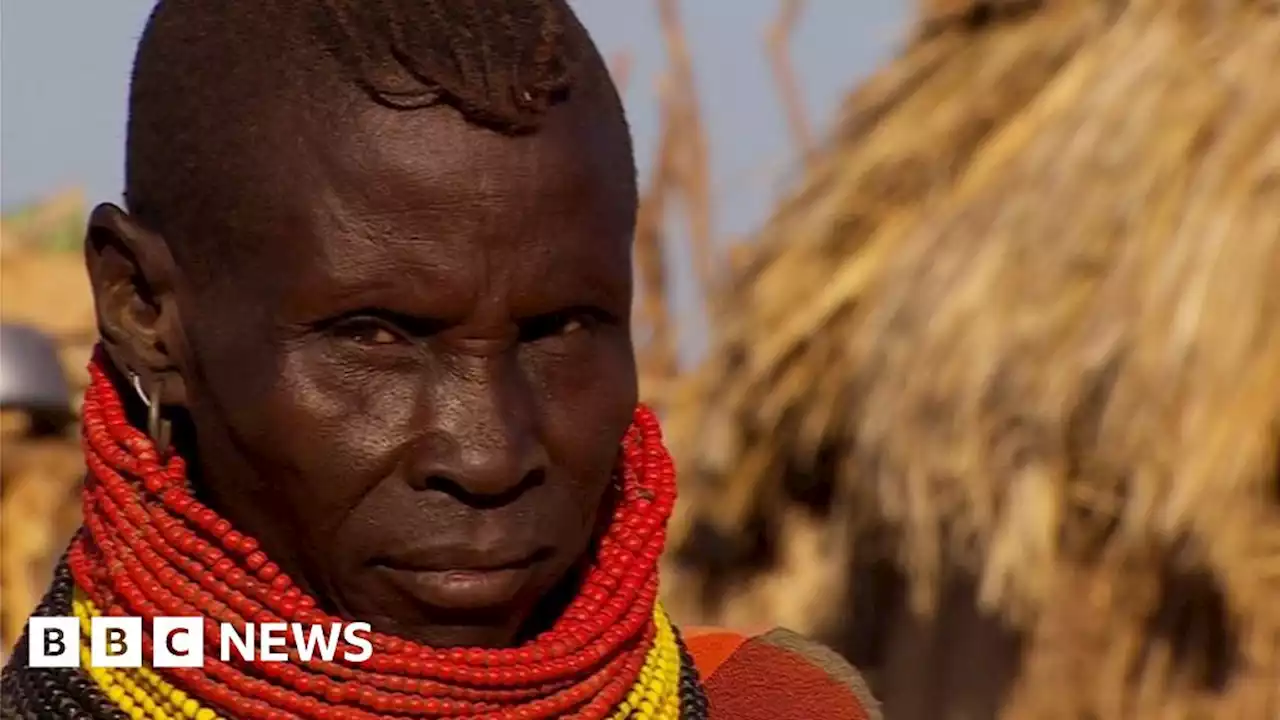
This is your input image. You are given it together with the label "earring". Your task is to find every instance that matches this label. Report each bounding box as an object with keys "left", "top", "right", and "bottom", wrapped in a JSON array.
[{"left": 128, "top": 370, "right": 172, "bottom": 457}]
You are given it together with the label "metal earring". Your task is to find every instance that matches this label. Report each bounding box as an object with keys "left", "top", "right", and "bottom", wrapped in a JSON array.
[{"left": 129, "top": 371, "right": 172, "bottom": 457}]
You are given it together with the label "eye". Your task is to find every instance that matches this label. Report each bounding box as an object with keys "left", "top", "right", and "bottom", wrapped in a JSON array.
[
  {"left": 331, "top": 317, "right": 408, "bottom": 346},
  {"left": 518, "top": 308, "right": 610, "bottom": 344}
]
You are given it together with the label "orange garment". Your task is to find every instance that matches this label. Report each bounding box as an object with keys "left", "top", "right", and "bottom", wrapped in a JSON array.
[{"left": 685, "top": 628, "right": 881, "bottom": 720}]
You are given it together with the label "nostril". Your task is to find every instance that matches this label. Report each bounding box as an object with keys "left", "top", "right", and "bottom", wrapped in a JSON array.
[
  {"left": 413, "top": 473, "right": 466, "bottom": 496},
  {"left": 412, "top": 468, "right": 546, "bottom": 510}
]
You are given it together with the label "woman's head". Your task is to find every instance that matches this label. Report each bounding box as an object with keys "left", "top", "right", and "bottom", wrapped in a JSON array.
[{"left": 85, "top": 0, "right": 638, "bottom": 648}]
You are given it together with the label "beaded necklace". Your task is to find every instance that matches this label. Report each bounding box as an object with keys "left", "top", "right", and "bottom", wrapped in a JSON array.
[{"left": 2, "top": 349, "right": 710, "bottom": 719}]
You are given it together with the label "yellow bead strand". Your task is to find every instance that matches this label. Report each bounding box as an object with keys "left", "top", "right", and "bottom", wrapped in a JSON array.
[
  {"left": 74, "top": 589, "right": 223, "bottom": 720},
  {"left": 74, "top": 593, "right": 180, "bottom": 719},
  {"left": 610, "top": 604, "right": 682, "bottom": 720}
]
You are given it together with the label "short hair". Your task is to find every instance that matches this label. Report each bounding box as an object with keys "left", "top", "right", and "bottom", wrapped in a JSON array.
[{"left": 123, "top": 0, "right": 631, "bottom": 267}]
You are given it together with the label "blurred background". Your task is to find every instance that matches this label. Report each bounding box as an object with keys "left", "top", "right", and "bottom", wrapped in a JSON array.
[{"left": 3, "top": 1, "right": 1278, "bottom": 719}]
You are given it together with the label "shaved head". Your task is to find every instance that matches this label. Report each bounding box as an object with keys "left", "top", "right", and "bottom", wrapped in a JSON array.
[{"left": 122, "top": 0, "right": 632, "bottom": 276}]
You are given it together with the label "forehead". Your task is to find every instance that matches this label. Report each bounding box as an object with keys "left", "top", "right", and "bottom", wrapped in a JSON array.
[{"left": 220, "top": 94, "right": 636, "bottom": 313}]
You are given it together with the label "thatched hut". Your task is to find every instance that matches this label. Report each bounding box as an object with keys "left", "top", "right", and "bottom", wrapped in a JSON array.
[{"left": 660, "top": 1, "right": 1280, "bottom": 718}]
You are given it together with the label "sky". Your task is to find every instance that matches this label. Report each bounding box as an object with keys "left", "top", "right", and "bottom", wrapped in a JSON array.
[{"left": 1, "top": 0, "right": 910, "bottom": 355}]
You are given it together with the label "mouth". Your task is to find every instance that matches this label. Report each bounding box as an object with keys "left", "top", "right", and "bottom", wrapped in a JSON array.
[{"left": 371, "top": 548, "right": 551, "bottom": 611}]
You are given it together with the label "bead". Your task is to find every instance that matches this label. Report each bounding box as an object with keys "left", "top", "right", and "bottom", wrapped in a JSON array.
[{"left": 38, "top": 347, "right": 707, "bottom": 720}]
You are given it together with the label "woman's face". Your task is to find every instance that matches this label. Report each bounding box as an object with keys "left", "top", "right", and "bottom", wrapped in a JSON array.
[{"left": 98, "top": 92, "right": 638, "bottom": 647}]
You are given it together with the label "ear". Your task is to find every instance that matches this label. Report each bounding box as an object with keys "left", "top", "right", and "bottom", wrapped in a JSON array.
[{"left": 84, "top": 203, "right": 189, "bottom": 407}]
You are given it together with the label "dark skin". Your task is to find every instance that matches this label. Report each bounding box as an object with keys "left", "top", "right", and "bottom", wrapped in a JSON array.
[{"left": 84, "top": 87, "right": 638, "bottom": 648}]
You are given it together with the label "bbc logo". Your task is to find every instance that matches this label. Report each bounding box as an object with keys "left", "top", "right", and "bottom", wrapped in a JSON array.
[{"left": 28, "top": 617, "right": 204, "bottom": 669}]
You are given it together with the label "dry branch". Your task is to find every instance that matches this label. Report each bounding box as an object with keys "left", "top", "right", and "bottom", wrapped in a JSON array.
[
  {"left": 766, "top": 0, "right": 813, "bottom": 163},
  {"left": 634, "top": 73, "right": 681, "bottom": 400},
  {"left": 634, "top": 0, "right": 720, "bottom": 406},
  {"left": 657, "top": 0, "right": 716, "bottom": 301}
]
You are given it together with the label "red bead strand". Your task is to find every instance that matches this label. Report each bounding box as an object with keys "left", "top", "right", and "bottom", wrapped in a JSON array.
[
  {"left": 86, "top": 373, "right": 667, "bottom": 667},
  {"left": 77, "top": 389, "right": 660, "bottom": 696},
  {"left": 71, "top": 347, "right": 678, "bottom": 719}
]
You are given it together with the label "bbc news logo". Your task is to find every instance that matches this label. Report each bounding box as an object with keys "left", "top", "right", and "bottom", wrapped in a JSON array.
[{"left": 28, "top": 617, "right": 373, "bottom": 668}]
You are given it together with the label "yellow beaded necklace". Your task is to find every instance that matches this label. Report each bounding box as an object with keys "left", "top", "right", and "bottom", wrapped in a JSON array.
[
  {"left": 73, "top": 591, "right": 211, "bottom": 720},
  {"left": 73, "top": 589, "right": 682, "bottom": 719}
]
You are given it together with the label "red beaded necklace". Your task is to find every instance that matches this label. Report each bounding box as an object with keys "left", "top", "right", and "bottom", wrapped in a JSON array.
[{"left": 70, "top": 348, "right": 677, "bottom": 719}]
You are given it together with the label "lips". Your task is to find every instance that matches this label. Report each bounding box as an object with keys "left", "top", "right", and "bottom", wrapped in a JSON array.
[{"left": 371, "top": 546, "right": 550, "bottom": 611}]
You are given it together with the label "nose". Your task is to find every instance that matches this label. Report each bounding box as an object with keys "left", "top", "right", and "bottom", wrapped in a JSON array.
[{"left": 407, "top": 357, "right": 548, "bottom": 502}]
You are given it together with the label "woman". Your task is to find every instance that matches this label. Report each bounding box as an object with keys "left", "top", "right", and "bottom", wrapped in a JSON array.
[{"left": 2, "top": 1, "right": 880, "bottom": 718}]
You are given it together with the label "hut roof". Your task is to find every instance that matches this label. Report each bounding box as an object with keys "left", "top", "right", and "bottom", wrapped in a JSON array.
[{"left": 662, "top": 1, "right": 1280, "bottom": 717}]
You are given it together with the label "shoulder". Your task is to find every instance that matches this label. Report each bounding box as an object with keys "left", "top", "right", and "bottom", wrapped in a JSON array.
[{"left": 683, "top": 627, "right": 881, "bottom": 720}]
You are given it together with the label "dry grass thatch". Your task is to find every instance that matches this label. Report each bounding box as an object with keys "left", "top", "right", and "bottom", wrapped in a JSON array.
[{"left": 661, "top": 1, "right": 1280, "bottom": 718}]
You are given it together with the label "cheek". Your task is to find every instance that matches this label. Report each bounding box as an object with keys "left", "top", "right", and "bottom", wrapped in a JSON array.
[
  {"left": 278, "top": 352, "right": 420, "bottom": 499},
  {"left": 526, "top": 334, "right": 636, "bottom": 501},
  {"left": 204, "top": 341, "right": 419, "bottom": 529}
]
